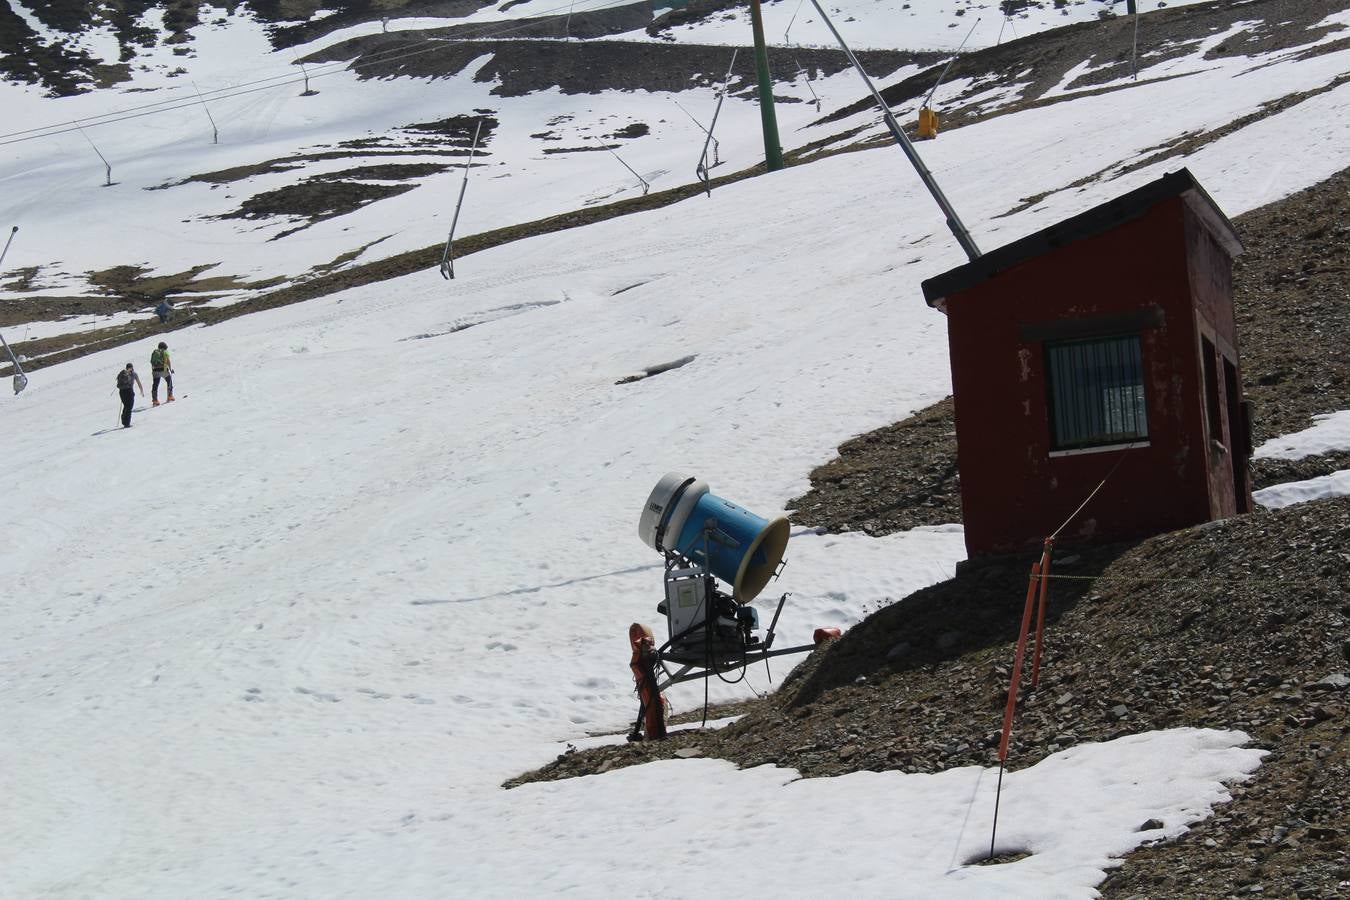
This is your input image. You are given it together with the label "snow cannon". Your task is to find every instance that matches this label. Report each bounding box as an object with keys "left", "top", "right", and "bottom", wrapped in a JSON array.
[
  {"left": 639, "top": 473, "right": 789, "bottom": 603},
  {"left": 626, "top": 473, "right": 817, "bottom": 742}
]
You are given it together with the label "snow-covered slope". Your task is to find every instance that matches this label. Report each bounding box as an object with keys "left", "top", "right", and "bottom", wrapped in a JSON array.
[
  {"left": 0, "top": 0, "right": 1286, "bottom": 347},
  {"left": 639, "top": 0, "right": 1218, "bottom": 50},
  {"left": 1, "top": 1, "right": 1348, "bottom": 896}
]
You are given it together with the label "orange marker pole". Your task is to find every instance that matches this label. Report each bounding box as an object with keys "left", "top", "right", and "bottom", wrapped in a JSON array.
[
  {"left": 998, "top": 559, "right": 1041, "bottom": 762},
  {"left": 1030, "top": 539, "right": 1054, "bottom": 687}
]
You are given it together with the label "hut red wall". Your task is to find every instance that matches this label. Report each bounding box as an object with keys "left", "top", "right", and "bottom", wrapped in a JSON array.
[{"left": 944, "top": 197, "right": 1219, "bottom": 556}]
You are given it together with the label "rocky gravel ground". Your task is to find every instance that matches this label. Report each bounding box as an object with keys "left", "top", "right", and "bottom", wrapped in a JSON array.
[{"left": 787, "top": 397, "right": 961, "bottom": 535}]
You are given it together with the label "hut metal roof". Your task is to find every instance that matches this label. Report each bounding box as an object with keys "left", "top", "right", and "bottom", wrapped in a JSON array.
[{"left": 921, "top": 168, "right": 1244, "bottom": 308}]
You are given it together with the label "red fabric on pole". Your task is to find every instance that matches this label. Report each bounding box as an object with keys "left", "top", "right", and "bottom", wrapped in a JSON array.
[{"left": 629, "top": 623, "right": 666, "bottom": 740}]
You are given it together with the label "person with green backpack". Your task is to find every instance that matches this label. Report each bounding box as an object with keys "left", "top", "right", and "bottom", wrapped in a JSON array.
[{"left": 150, "top": 341, "right": 175, "bottom": 406}]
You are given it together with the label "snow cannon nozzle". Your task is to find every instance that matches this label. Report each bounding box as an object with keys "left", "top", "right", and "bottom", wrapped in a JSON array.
[{"left": 638, "top": 472, "right": 788, "bottom": 603}]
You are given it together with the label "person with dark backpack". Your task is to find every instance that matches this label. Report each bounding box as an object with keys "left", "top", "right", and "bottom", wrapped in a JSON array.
[
  {"left": 116, "top": 362, "right": 144, "bottom": 428},
  {"left": 150, "top": 341, "right": 174, "bottom": 406}
]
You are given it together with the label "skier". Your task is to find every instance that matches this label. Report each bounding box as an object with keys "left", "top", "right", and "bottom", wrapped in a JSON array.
[
  {"left": 155, "top": 299, "right": 173, "bottom": 324},
  {"left": 117, "top": 362, "right": 144, "bottom": 428},
  {"left": 150, "top": 341, "right": 174, "bottom": 406}
]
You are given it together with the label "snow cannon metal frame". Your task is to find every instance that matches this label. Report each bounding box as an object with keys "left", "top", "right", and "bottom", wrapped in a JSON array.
[{"left": 632, "top": 474, "right": 815, "bottom": 703}]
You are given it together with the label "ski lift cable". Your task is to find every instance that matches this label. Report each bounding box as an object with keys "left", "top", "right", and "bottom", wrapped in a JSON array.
[
  {"left": 794, "top": 57, "right": 821, "bottom": 109},
  {"left": 671, "top": 98, "right": 711, "bottom": 137},
  {"left": 0, "top": 0, "right": 637, "bottom": 145},
  {"left": 590, "top": 135, "right": 649, "bottom": 195},
  {"left": 922, "top": 17, "right": 981, "bottom": 110},
  {"left": 672, "top": 97, "right": 720, "bottom": 169}
]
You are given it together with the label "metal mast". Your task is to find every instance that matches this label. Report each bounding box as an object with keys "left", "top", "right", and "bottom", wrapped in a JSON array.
[{"left": 806, "top": 0, "right": 981, "bottom": 261}]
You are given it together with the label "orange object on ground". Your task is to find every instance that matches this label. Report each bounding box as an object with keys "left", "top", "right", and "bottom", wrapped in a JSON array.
[
  {"left": 813, "top": 627, "right": 842, "bottom": 644},
  {"left": 629, "top": 622, "right": 666, "bottom": 740},
  {"left": 917, "top": 106, "right": 940, "bottom": 139}
]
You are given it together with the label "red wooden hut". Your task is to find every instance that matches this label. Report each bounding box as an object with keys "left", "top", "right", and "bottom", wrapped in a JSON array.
[{"left": 921, "top": 168, "right": 1252, "bottom": 558}]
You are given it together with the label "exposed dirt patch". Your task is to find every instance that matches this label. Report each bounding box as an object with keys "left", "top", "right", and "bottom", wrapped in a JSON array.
[
  {"left": 307, "top": 234, "right": 394, "bottom": 277},
  {"left": 646, "top": 0, "right": 742, "bottom": 40},
  {"left": 306, "top": 34, "right": 934, "bottom": 97},
  {"left": 148, "top": 158, "right": 306, "bottom": 189},
  {"left": 1255, "top": 452, "right": 1350, "bottom": 493},
  {"left": 152, "top": 147, "right": 479, "bottom": 191},
  {"left": 0, "top": 260, "right": 282, "bottom": 333},
  {"left": 541, "top": 144, "right": 610, "bottom": 155},
  {"left": 259, "top": 0, "right": 491, "bottom": 50},
  {"left": 309, "top": 162, "right": 450, "bottom": 182},
  {"left": 0, "top": 266, "right": 49, "bottom": 293},
  {"left": 402, "top": 113, "right": 498, "bottom": 143},
  {"left": 0, "top": 0, "right": 194, "bottom": 96},
  {"left": 607, "top": 122, "right": 650, "bottom": 139},
  {"left": 219, "top": 180, "right": 417, "bottom": 238},
  {"left": 86, "top": 263, "right": 284, "bottom": 306}
]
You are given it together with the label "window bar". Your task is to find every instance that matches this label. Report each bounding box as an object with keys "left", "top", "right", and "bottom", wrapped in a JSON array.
[
  {"left": 1122, "top": 338, "right": 1136, "bottom": 436},
  {"left": 1077, "top": 342, "right": 1093, "bottom": 445},
  {"left": 1110, "top": 337, "right": 1125, "bottom": 436}
]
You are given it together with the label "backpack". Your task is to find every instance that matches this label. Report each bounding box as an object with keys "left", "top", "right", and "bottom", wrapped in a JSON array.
[
  {"left": 117, "top": 369, "right": 132, "bottom": 390},
  {"left": 150, "top": 348, "right": 165, "bottom": 369}
]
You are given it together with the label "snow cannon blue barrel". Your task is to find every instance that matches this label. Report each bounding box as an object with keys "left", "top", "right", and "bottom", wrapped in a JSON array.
[{"left": 638, "top": 473, "right": 789, "bottom": 603}]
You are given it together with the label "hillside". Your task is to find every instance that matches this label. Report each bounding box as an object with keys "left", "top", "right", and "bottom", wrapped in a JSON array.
[
  {"left": 1, "top": 1, "right": 1347, "bottom": 897},
  {"left": 4, "top": 0, "right": 1342, "bottom": 375}
]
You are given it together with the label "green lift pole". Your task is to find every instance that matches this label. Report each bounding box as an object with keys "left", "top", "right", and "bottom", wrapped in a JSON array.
[{"left": 748, "top": 0, "right": 785, "bottom": 171}]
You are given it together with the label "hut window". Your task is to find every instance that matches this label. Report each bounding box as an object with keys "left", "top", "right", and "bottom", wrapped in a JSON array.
[{"left": 1045, "top": 335, "right": 1148, "bottom": 450}]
